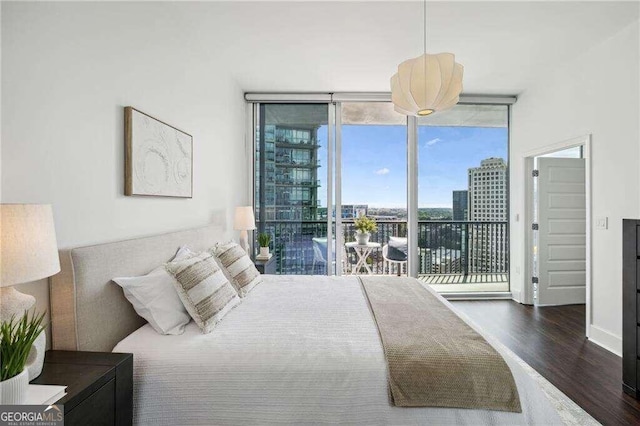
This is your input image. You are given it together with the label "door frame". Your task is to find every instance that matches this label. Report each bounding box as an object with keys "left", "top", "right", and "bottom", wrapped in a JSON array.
[{"left": 522, "top": 134, "right": 592, "bottom": 337}]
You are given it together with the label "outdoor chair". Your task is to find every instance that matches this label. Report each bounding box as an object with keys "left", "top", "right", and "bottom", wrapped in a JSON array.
[
  {"left": 382, "top": 236, "right": 408, "bottom": 276},
  {"left": 312, "top": 237, "right": 352, "bottom": 275}
]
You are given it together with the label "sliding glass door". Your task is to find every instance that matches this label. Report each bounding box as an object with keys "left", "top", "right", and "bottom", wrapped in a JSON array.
[
  {"left": 254, "top": 104, "right": 331, "bottom": 275},
  {"left": 337, "top": 102, "right": 407, "bottom": 275},
  {"left": 417, "top": 105, "right": 509, "bottom": 292}
]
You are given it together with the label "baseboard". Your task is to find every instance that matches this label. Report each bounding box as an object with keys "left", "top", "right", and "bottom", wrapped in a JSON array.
[
  {"left": 511, "top": 289, "right": 522, "bottom": 303},
  {"left": 623, "top": 383, "right": 637, "bottom": 398},
  {"left": 588, "top": 324, "right": 622, "bottom": 356}
]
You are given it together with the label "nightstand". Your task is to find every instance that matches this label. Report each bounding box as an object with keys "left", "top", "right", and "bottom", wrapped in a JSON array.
[
  {"left": 254, "top": 255, "right": 277, "bottom": 274},
  {"left": 31, "top": 350, "right": 133, "bottom": 426}
]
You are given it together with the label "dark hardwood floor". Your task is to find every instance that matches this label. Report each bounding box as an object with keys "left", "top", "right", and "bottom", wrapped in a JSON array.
[{"left": 450, "top": 301, "right": 640, "bottom": 425}]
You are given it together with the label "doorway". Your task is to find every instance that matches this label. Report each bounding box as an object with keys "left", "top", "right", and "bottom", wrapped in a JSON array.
[
  {"left": 523, "top": 135, "right": 591, "bottom": 335},
  {"left": 336, "top": 102, "right": 408, "bottom": 276}
]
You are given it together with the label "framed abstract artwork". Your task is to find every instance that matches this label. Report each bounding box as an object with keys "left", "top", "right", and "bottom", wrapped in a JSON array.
[{"left": 124, "top": 107, "right": 193, "bottom": 197}]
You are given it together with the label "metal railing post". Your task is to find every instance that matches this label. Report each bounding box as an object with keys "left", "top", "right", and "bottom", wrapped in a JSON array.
[{"left": 463, "top": 222, "right": 469, "bottom": 277}]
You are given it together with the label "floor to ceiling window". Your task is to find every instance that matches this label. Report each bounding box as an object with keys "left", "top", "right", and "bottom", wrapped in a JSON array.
[
  {"left": 254, "top": 104, "right": 330, "bottom": 274},
  {"left": 417, "top": 105, "right": 510, "bottom": 292},
  {"left": 251, "top": 96, "right": 511, "bottom": 294},
  {"left": 339, "top": 102, "right": 407, "bottom": 275}
]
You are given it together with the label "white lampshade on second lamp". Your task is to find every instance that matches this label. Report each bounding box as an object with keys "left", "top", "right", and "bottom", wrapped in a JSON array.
[
  {"left": 1, "top": 204, "right": 61, "bottom": 381},
  {"left": 234, "top": 206, "right": 256, "bottom": 254}
]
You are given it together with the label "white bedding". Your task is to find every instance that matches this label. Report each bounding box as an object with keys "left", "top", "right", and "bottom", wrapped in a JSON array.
[{"left": 114, "top": 275, "right": 563, "bottom": 425}]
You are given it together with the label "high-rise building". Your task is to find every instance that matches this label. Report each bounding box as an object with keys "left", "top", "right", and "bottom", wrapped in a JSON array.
[
  {"left": 452, "top": 190, "right": 468, "bottom": 221},
  {"left": 468, "top": 158, "right": 507, "bottom": 221},
  {"left": 257, "top": 124, "right": 321, "bottom": 222},
  {"left": 467, "top": 158, "right": 508, "bottom": 273},
  {"left": 255, "top": 123, "right": 322, "bottom": 274}
]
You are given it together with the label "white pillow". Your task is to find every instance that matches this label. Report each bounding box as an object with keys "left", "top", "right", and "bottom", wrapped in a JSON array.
[{"left": 113, "top": 246, "right": 193, "bottom": 335}]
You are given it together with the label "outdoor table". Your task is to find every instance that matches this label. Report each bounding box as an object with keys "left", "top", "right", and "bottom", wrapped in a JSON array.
[{"left": 345, "top": 241, "right": 382, "bottom": 275}]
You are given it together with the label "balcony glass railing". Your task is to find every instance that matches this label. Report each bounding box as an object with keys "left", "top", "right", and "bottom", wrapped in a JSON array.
[{"left": 258, "top": 220, "right": 509, "bottom": 277}]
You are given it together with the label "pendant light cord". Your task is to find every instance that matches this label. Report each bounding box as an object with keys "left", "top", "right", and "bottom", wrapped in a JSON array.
[
  {"left": 423, "top": 0, "right": 427, "bottom": 55},
  {"left": 423, "top": 0, "right": 427, "bottom": 107}
]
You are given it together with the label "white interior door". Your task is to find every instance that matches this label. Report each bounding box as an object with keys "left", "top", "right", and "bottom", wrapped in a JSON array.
[{"left": 536, "top": 157, "right": 586, "bottom": 306}]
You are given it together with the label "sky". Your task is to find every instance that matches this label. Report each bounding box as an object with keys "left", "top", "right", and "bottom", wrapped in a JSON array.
[{"left": 316, "top": 125, "right": 508, "bottom": 208}]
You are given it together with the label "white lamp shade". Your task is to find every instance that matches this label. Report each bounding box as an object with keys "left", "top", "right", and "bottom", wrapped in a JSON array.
[
  {"left": 1, "top": 204, "right": 60, "bottom": 287},
  {"left": 390, "top": 53, "right": 464, "bottom": 117},
  {"left": 234, "top": 206, "right": 256, "bottom": 231}
]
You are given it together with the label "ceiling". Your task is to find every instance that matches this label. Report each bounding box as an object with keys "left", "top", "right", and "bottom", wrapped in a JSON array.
[
  {"left": 16, "top": 1, "right": 637, "bottom": 97},
  {"left": 196, "top": 1, "right": 638, "bottom": 95}
]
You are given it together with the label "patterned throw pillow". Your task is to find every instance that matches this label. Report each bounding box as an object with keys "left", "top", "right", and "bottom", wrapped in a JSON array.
[
  {"left": 165, "top": 251, "right": 241, "bottom": 333},
  {"left": 212, "top": 242, "right": 262, "bottom": 297}
]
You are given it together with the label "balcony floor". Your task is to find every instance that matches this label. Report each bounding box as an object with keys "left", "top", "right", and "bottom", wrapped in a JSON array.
[
  {"left": 418, "top": 273, "right": 508, "bottom": 284},
  {"left": 419, "top": 273, "right": 509, "bottom": 293}
]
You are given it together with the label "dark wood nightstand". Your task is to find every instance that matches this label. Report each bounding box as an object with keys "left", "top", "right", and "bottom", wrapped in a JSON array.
[
  {"left": 254, "top": 255, "right": 277, "bottom": 274},
  {"left": 31, "top": 351, "right": 133, "bottom": 426}
]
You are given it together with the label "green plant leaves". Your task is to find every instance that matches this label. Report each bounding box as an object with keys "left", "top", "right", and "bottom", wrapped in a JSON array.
[
  {"left": 354, "top": 216, "right": 378, "bottom": 233},
  {"left": 0, "top": 310, "right": 46, "bottom": 381},
  {"left": 257, "top": 233, "right": 272, "bottom": 247}
]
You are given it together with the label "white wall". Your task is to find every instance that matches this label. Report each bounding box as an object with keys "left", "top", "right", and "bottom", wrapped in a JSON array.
[
  {"left": 1, "top": 2, "right": 249, "bottom": 343},
  {"left": 510, "top": 19, "right": 640, "bottom": 355}
]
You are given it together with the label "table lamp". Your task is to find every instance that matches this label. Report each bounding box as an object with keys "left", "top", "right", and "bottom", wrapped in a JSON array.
[
  {"left": 1, "top": 204, "right": 60, "bottom": 379},
  {"left": 234, "top": 206, "right": 256, "bottom": 254}
]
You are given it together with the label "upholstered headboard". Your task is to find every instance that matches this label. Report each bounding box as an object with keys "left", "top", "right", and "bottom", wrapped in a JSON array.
[{"left": 49, "top": 224, "right": 225, "bottom": 352}]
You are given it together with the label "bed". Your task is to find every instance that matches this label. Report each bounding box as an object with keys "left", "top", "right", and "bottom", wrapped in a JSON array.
[{"left": 49, "top": 225, "right": 570, "bottom": 425}]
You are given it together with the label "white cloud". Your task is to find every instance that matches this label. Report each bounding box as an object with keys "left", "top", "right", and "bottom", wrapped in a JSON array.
[
  {"left": 375, "top": 168, "right": 390, "bottom": 175},
  {"left": 426, "top": 138, "right": 442, "bottom": 146}
]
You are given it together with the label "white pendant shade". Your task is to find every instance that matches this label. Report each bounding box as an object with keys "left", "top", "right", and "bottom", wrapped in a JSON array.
[{"left": 391, "top": 53, "right": 464, "bottom": 116}]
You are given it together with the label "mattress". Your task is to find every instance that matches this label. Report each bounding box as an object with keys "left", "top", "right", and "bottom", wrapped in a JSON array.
[{"left": 113, "top": 275, "right": 563, "bottom": 425}]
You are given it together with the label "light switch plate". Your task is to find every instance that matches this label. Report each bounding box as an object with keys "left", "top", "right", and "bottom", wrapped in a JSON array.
[{"left": 595, "top": 216, "right": 608, "bottom": 230}]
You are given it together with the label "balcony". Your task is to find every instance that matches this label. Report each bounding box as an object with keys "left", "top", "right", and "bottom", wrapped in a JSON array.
[{"left": 258, "top": 220, "right": 509, "bottom": 292}]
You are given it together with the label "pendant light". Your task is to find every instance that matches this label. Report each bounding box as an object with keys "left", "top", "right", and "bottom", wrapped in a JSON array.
[{"left": 390, "top": 0, "right": 464, "bottom": 116}]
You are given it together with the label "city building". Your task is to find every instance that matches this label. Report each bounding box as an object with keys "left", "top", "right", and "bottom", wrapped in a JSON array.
[
  {"left": 468, "top": 158, "right": 508, "bottom": 221},
  {"left": 341, "top": 205, "right": 368, "bottom": 219},
  {"left": 452, "top": 190, "right": 468, "bottom": 221},
  {"left": 432, "top": 248, "right": 462, "bottom": 274},
  {"left": 316, "top": 205, "right": 368, "bottom": 220},
  {"left": 467, "top": 158, "right": 508, "bottom": 272},
  {"left": 256, "top": 124, "right": 321, "bottom": 223},
  {"left": 255, "top": 124, "right": 322, "bottom": 274}
]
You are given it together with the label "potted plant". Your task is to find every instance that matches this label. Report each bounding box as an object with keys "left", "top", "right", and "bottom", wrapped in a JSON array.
[
  {"left": 257, "top": 233, "right": 272, "bottom": 258},
  {"left": 353, "top": 216, "right": 377, "bottom": 245},
  {"left": 0, "top": 311, "right": 46, "bottom": 404}
]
